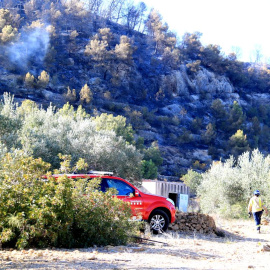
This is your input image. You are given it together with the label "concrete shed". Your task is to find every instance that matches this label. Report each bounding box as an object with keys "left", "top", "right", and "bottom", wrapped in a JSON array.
[{"left": 141, "top": 180, "right": 190, "bottom": 211}]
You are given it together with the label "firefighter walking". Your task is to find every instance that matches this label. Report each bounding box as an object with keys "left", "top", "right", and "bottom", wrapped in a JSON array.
[{"left": 248, "top": 190, "right": 268, "bottom": 233}]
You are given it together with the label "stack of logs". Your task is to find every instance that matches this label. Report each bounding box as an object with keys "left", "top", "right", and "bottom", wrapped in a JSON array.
[{"left": 168, "top": 211, "right": 217, "bottom": 234}]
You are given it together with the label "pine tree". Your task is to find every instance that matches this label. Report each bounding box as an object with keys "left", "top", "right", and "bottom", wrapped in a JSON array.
[
  {"left": 203, "top": 123, "right": 216, "bottom": 144},
  {"left": 114, "top": 35, "right": 133, "bottom": 62},
  {"left": 37, "top": 71, "right": 50, "bottom": 88},
  {"left": 79, "top": 84, "right": 92, "bottom": 104},
  {"left": 64, "top": 87, "right": 77, "bottom": 103},
  {"left": 24, "top": 72, "right": 35, "bottom": 88},
  {"left": 145, "top": 10, "right": 168, "bottom": 54},
  {"left": 228, "top": 129, "right": 250, "bottom": 157},
  {"left": 227, "top": 101, "right": 245, "bottom": 132},
  {"left": 0, "top": 9, "right": 18, "bottom": 44}
]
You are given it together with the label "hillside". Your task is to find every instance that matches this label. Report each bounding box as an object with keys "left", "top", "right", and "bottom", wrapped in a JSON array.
[{"left": 1, "top": 1, "right": 270, "bottom": 178}]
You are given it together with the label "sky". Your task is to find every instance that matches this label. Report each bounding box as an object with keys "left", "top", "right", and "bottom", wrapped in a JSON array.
[{"left": 133, "top": 0, "right": 270, "bottom": 63}]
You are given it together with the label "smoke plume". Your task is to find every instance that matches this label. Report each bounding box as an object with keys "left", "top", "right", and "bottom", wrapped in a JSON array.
[{"left": 7, "top": 27, "right": 50, "bottom": 71}]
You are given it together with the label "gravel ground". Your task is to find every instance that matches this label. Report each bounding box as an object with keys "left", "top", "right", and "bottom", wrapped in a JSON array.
[{"left": 1, "top": 217, "right": 270, "bottom": 270}]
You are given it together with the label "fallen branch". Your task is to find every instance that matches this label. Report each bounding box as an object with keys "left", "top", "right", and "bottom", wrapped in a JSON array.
[{"left": 130, "top": 236, "right": 169, "bottom": 246}]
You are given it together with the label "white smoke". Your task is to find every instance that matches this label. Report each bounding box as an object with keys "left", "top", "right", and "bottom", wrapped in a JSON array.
[{"left": 7, "top": 27, "right": 50, "bottom": 70}]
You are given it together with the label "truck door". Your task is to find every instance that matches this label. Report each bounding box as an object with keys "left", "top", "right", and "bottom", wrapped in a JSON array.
[{"left": 105, "top": 178, "right": 144, "bottom": 220}]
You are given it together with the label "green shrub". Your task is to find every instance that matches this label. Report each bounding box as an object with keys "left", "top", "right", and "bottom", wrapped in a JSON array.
[
  {"left": 181, "top": 169, "right": 202, "bottom": 195},
  {"left": 198, "top": 149, "right": 270, "bottom": 218},
  {"left": 143, "top": 142, "right": 163, "bottom": 167},
  {"left": 141, "top": 160, "right": 158, "bottom": 179},
  {"left": 192, "top": 160, "right": 206, "bottom": 170},
  {"left": 190, "top": 117, "right": 203, "bottom": 133},
  {"left": 0, "top": 95, "right": 142, "bottom": 183},
  {"left": 0, "top": 151, "right": 139, "bottom": 249},
  {"left": 178, "top": 129, "right": 193, "bottom": 144},
  {"left": 202, "top": 123, "right": 216, "bottom": 144},
  {"left": 219, "top": 202, "right": 247, "bottom": 219},
  {"left": 228, "top": 129, "right": 250, "bottom": 157},
  {"left": 92, "top": 113, "right": 134, "bottom": 144},
  {"left": 227, "top": 101, "right": 245, "bottom": 133}
]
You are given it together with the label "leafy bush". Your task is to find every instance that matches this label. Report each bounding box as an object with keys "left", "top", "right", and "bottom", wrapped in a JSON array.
[
  {"left": 192, "top": 160, "right": 206, "bottom": 170},
  {"left": 211, "top": 99, "right": 227, "bottom": 130},
  {"left": 64, "top": 87, "right": 77, "bottom": 103},
  {"left": 0, "top": 96, "right": 142, "bottom": 183},
  {"left": 92, "top": 113, "right": 134, "bottom": 144},
  {"left": 141, "top": 142, "right": 163, "bottom": 179},
  {"left": 0, "top": 151, "right": 138, "bottom": 249},
  {"left": 202, "top": 123, "right": 216, "bottom": 144},
  {"left": 190, "top": 117, "right": 203, "bottom": 133},
  {"left": 228, "top": 129, "right": 250, "bottom": 157},
  {"left": 178, "top": 128, "right": 193, "bottom": 144},
  {"left": 227, "top": 101, "right": 245, "bottom": 133},
  {"left": 198, "top": 149, "right": 270, "bottom": 218},
  {"left": 0, "top": 9, "right": 18, "bottom": 44},
  {"left": 200, "top": 44, "right": 227, "bottom": 74},
  {"left": 143, "top": 142, "right": 163, "bottom": 167},
  {"left": 0, "top": 93, "right": 21, "bottom": 149},
  {"left": 181, "top": 169, "right": 202, "bottom": 195},
  {"left": 141, "top": 160, "right": 157, "bottom": 179}
]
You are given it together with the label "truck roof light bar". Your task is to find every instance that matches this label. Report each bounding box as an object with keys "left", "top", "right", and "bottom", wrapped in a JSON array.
[{"left": 88, "top": 170, "right": 114, "bottom": 176}]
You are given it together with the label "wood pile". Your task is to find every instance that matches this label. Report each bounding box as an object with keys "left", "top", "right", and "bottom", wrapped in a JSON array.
[{"left": 168, "top": 211, "right": 217, "bottom": 234}]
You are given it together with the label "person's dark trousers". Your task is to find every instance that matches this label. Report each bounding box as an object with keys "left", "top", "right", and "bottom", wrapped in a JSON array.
[{"left": 253, "top": 211, "right": 263, "bottom": 231}]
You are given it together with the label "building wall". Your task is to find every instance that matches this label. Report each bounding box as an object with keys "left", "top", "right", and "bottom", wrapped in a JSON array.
[
  {"left": 141, "top": 180, "right": 190, "bottom": 211},
  {"left": 141, "top": 180, "right": 189, "bottom": 197}
]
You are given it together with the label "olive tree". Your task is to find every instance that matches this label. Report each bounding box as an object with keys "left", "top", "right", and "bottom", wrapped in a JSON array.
[
  {"left": 16, "top": 100, "right": 142, "bottom": 183},
  {"left": 0, "top": 95, "right": 142, "bottom": 183},
  {"left": 0, "top": 93, "right": 21, "bottom": 149},
  {"left": 198, "top": 149, "right": 270, "bottom": 218}
]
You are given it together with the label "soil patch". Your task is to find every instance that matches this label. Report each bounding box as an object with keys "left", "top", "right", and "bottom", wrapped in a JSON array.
[{"left": 1, "top": 217, "right": 270, "bottom": 269}]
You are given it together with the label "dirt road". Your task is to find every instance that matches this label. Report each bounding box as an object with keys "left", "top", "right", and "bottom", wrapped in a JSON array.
[{"left": 1, "top": 217, "right": 270, "bottom": 269}]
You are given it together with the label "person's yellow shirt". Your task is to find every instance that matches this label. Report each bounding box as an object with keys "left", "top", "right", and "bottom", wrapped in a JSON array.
[{"left": 248, "top": 196, "right": 263, "bottom": 213}]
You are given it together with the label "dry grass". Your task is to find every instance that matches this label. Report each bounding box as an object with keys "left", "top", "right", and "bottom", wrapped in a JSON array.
[{"left": 1, "top": 216, "right": 270, "bottom": 269}]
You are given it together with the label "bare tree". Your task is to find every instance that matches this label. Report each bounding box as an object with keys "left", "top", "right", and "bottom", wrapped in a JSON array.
[
  {"left": 85, "top": 0, "right": 104, "bottom": 14},
  {"left": 1, "top": 0, "right": 17, "bottom": 9},
  {"left": 121, "top": 1, "right": 147, "bottom": 32},
  {"left": 250, "top": 45, "right": 263, "bottom": 65},
  {"left": 231, "top": 46, "right": 242, "bottom": 60},
  {"left": 124, "top": 3, "right": 139, "bottom": 31},
  {"left": 136, "top": 2, "right": 147, "bottom": 32},
  {"left": 103, "top": 0, "right": 124, "bottom": 21}
]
